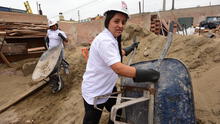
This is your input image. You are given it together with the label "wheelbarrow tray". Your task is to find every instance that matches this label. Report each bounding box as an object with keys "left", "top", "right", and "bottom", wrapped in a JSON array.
[
  {"left": 121, "top": 58, "right": 195, "bottom": 124},
  {"left": 32, "top": 44, "right": 62, "bottom": 82}
]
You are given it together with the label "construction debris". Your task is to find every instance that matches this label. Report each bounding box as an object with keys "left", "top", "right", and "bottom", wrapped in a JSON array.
[
  {"left": 0, "top": 11, "right": 48, "bottom": 65},
  {"left": 1, "top": 22, "right": 47, "bottom": 38}
]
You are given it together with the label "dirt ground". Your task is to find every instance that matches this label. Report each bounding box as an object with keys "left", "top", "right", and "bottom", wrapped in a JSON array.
[{"left": 0, "top": 24, "right": 220, "bottom": 124}]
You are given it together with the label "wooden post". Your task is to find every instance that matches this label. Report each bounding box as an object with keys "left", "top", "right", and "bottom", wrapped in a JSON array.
[
  {"left": 0, "top": 32, "right": 13, "bottom": 67},
  {"left": 0, "top": 52, "right": 13, "bottom": 67}
]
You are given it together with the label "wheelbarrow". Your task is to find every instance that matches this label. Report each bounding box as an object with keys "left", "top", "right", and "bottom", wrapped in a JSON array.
[
  {"left": 110, "top": 58, "right": 196, "bottom": 124},
  {"left": 32, "top": 43, "right": 69, "bottom": 93}
]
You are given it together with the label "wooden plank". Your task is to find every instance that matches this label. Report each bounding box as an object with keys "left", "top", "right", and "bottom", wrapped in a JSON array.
[
  {"left": 0, "top": 11, "right": 47, "bottom": 24},
  {"left": 0, "top": 31, "right": 6, "bottom": 36},
  {"left": 156, "top": 12, "right": 165, "bottom": 36},
  {"left": 0, "top": 23, "right": 47, "bottom": 30},
  {"left": 0, "top": 80, "right": 47, "bottom": 113},
  {"left": 0, "top": 38, "right": 12, "bottom": 67},
  {"left": 6, "top": 29, "right": 46, "bottom": 36},
  {"left": 2, "top": 43, "right": 27, "bottom": 55},
  {"left": 28, "top": 47, "right": 46, "bottom": 52},
  {"left": 0, "top": 52, "right": 43, "bottom": 63},
  {"left": 0, "top": 52, "right": 12, "bottom": 67},
  {"left": 5, "top": 35, "right": 45, "bottom": 39},
  {"left": 161, "top": 19, "right": 169, "bottom": 31}
]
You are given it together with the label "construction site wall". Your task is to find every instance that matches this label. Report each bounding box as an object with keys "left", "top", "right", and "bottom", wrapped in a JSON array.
[
  {"left": 58, "top": 21, "right": 77, "bottom": 46},
  {"left": 59, "top": 5, "right": 220, "bottom": 45},
  {"left": 59, "top": 20, "right": 103, "bottom": 44},
  {"left": 157, "top": 5, "right": 220, "bottom": 26},
  {"left": 128, "top": 13, "right": 151, "bottom": 29}
]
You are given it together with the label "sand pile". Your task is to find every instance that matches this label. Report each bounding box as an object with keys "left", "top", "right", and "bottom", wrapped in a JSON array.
[{"left": 0, "top": 24, "right": 220, "bottom": 124}]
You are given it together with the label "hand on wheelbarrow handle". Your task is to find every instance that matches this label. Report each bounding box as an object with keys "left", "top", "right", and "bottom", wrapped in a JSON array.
[
  {"left": 123, "top": 42, "right": 140, "bottom": 56},
  {"left": 58, "top": 33, "right": 67, "bottom": 41},
  {"left": 133, "top": 68, "right": 160, "bottom": 82}
]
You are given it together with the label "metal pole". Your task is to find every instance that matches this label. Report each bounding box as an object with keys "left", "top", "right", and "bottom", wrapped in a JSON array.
[
  {"left": 38, "top": 4, "right": 43, "bottom": 15},
  {"left": 163, "top": 0, "right": 166, "bottom": 11},
  {"left": 36, "top": 2, "right": 39, "bottom": 12},
  {"left": 78, "top": 10, "right": 80, "bottom": 22},
  {"left": 139, "top": 1, "right": 141, "bottom": 14},
  {"left": 142, "top": 0, "right": 144, "bottom": 13},
  {"left": 172, "top": 0, "right": 175, "bottom": 10}
]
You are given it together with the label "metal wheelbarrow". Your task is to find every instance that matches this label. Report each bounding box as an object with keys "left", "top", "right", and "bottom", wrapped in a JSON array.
[
  {"left": 110, "top": 58, "right": 196, "bottom": 124},
  {"left": 32, "top": 43, "right": 69, "bottom": 93}
]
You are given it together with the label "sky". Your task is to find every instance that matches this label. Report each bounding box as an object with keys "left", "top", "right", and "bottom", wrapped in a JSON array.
[{"left": 1, "top": 0, "right": 220, "bottom": 21}]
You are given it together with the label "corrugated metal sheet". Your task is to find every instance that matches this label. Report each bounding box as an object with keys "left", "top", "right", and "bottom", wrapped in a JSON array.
[
  {"left": 0, "top": 6, "right": 26, "bottom": 13},
  {"left": 178, "top": 17, "right": 194, "bottom": 29},
  {"left": 0, "top": 6, "right": 10, "bottom": 12},
  {"left": 10, "top": 8, "right": 26, "bottom": 13}
]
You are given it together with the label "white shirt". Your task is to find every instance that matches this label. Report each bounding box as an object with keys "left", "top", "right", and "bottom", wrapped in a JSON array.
[
  {"left": 82, "top": 28, "right": 121, "bottom": 105},
  {"left": 47, "top": 29, "right": 67, "bottom": 49}
]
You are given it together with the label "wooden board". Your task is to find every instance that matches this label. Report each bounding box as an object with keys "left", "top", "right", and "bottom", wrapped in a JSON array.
[
  {"left": 0, "top": 11, "right": 47, "bottom": 24},
  {"left": 28, "top": 47, "right": 46, "bottom": 52},
  {"left": 0, "top": 52, "right": 12, "bottom": 67},
  {"left": 1, "top": 43, "right": 27, "bottom": 55},
  {"left": 0, "top": 75, "right": 47, "bottom": 113},
  {"left": 0, "top": 31, "right": 6, "bottom": 36},
  {"left": 0, "top": 52, "right": 43, "bottom": 63}
]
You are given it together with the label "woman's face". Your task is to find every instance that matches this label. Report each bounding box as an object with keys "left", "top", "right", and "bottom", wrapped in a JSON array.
[
  {"left": 50, "top": 24, "right": 58, "bottom": 30},
  {"left": 108, "top": 13, "right": 127, "bottom": 38}
]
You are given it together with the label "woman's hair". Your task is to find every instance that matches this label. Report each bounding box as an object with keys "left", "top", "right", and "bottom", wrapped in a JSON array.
[
  {"left": 104, "top": 10, "right": 128, "bottom": 28},
  {"left": 49, "top": 24, "right": 58, "bottom": 29},
  {"left": 117, "top": 35, "right": 123, "bottom": 62}
]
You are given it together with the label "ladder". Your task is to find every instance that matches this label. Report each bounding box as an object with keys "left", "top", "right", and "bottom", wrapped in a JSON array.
[{"left": 24, "top": 1, "right": 33, "bottom": 14}]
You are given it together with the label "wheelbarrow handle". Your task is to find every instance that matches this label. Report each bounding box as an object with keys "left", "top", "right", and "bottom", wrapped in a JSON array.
[
  {"left": 93, "top": 91, "right": 123, "bottom": 111},
  {"left": 111, "top": 97, "right": 149, "bottom": 124}
]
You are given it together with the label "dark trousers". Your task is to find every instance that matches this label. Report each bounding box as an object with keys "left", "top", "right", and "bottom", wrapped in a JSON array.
[{"left": 83, "top": 87, "right": 120, "bottom": 124}]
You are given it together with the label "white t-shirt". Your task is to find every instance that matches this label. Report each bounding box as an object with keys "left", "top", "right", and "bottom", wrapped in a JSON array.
[
  {"left": 82, "top": 28, "right": 121, "bottom": 105},
  {"left": 47, "top": 29, "right": 67, "bottom": 49}
]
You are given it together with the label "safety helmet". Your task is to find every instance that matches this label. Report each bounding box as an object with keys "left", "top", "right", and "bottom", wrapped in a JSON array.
[
  {"left": 48, "top": 19, "right": 57, "bottom": 27},
  {"left": 104, "top": 1, "right": 129, "bottom": 18}
]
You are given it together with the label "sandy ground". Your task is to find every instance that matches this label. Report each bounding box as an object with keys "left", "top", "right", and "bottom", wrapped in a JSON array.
[{"left": 0, "top": 24, "right": 220, "bottom": 124}]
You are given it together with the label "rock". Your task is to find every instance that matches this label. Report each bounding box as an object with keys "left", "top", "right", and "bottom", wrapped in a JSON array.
[{"left": 22, "top": 61, "right": 37, "bottom": 76}]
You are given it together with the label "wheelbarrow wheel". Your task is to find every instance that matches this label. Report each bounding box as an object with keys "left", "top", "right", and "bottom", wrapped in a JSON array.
[{"left": 49, "top": 74, "right": 64, "bottom": 93}]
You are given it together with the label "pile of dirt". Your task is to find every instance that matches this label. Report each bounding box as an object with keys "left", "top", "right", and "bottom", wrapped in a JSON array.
[{"left": 0, "top": 24, "right": 220, "bottom": 124}]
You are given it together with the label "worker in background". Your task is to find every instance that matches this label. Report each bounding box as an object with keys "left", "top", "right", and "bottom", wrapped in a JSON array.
[
  {"left": 81, "top": 1, "right": 160, "bottom": 124},
  {"left": 45, "top": 20, "right": 69, "bottom": 93}
]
